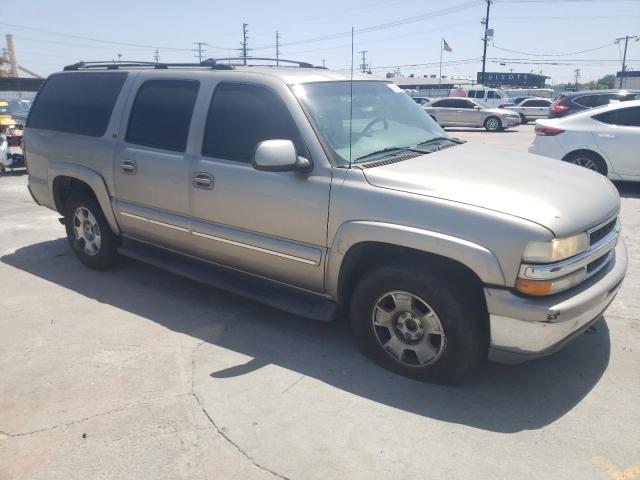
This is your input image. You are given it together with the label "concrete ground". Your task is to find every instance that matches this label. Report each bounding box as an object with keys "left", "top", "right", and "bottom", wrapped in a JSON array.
[{"left": 1, "top": 124, "right": 639, "bottom": 480}]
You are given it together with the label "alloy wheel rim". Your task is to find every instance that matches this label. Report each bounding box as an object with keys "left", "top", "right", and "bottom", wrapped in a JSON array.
[
  {"left": 572, "top": 157, "right": 598, "bottom": 171},
  {"left": 371, "top": 290, "right": 447, "bottom": 367},
  {"left": 73, "top": 207, "right": 101, "bottom": 256},
  {"left": 487, "top": 118, "right": 499, "bottom": 130}
]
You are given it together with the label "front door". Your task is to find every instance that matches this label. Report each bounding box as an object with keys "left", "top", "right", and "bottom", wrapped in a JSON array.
[
  {"left": 189, "top": 81, "right": 331, "bottom": 292},
  {"left": 112, "top": 78, "right": 200, "bottom": 250}
]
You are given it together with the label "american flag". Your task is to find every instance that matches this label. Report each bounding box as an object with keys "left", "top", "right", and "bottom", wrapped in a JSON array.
[{"left": 442, "top": 38, "right": 452, "bottom": 53}]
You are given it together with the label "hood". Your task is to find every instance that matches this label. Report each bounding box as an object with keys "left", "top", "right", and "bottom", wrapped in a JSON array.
[{"left": 361, "top": 142, "right": 619, "bottom": 236}]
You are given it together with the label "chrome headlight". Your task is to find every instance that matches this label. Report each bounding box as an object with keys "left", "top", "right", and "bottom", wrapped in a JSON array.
[{"left": 522, "top": 233, "right": 589, "bottom": 263}]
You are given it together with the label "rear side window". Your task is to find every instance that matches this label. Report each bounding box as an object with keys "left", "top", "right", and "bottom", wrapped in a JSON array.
[
  {"left": 433, "top": 99, "right": 458, "bottom": 108},
  {"left": 27, "top": 73, "right": 126, "bottom": 136},
  {"left": 524, "top": 100, "right": 551, "bottom": 107},
  {"left": 487, "top": 91, "right": 501, "bottom": 99},
  {"left": 594, "top": 107, "right": 640, "bottom": 127},
  {"left": 575, "top": 94, "right": 618, "bottom": 108},
  {"left": 202, "top": 83, "right": 304, "bottom": 162},
  {"left": 126, "top": 80, "right": 199, "bottom": 152}
]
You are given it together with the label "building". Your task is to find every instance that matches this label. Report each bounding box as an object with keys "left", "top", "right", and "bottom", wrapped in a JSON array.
[
  {"left": 616, "top": 70, "right": 640, "bottom": 89},
  {"left": 477, "top": 72, "right": 549, "bottom": 88},
  {"left": 390, "top": 75, "right": 477, "bottom": 96}
]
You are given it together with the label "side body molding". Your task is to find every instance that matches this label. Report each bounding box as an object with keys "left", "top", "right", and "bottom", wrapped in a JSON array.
[
  {"left": 48, "top": 161, "right": 121, "bottom": 235},
  {"left": 326, "top": 221, "right": 506, "bottom": 299}
]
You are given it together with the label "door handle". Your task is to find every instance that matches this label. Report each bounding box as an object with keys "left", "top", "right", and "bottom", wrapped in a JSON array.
[
  {"left": 597, "top": 133, "right": 615, "bottom": 139},
  {"left": 120, "top": 159, "right": 137, "bottom": 174},
  {"left": 192, "top": 172, "right": 214, "bottom": 190}
]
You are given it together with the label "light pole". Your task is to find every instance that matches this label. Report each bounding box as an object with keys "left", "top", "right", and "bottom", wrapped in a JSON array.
[{"left": 616, "top": 35, "right": 639, "bottom": 88}]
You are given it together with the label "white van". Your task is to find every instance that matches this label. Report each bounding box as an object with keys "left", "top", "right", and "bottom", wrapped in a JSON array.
[{"left": 448, "top": 87, "right": 506, "bottom": 108}]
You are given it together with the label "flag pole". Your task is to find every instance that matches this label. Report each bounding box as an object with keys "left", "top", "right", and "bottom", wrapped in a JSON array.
[{"left": 439, "top": 38, "right": 443, "bottom": 91}]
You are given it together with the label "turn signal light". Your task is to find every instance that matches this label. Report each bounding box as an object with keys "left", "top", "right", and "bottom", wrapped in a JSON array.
[
  {"left": 535, "top": 125, "right": 565, "bottom": 136},
  {"left": 515, "top": 279, "right": 553, "bottom": 296}
]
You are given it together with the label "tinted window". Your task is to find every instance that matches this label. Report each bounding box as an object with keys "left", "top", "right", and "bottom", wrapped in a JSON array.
[
  {"left": 202, "top": 83, "right": 304, "bottom": 162},
  {"left": 575, "top": 94, "right": 618, "bottom": 108},
  {"left": 27, "top": 73, "right": 126, "bottom": 136},
  {"left": 126, "top": 80, "right": 199, "bottom": 152},
  {"left": 487, "top": 91, "right": 502, "bottom": 99},
  {"left": 524, "top": 100, "right": 551, "bottom": 107},
  {"left": 433, "top": 99, "right": 463, "bottom": 108},
  {"left": 467, "top": 91, "right": 478, "bottom": 98},
  {"left": 594, "top": 107, "right": 640, "bottom": 127},
  {"left": 461, "top": 100, "right": 478, "bottom": 109}
]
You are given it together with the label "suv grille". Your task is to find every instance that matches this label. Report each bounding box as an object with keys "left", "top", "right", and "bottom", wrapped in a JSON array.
[{"left": 589, "top": 218, "right": 617, "bottom": 247}]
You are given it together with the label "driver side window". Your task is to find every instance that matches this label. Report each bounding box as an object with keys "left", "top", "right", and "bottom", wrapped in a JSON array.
[{"left": 202, "top": 83, "right": 306, "bottom": 163}]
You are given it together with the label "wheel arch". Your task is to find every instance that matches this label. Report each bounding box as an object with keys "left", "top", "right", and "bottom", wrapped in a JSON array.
[
  {"left": 49, "top": 161, "right": 120, "bottom": 234},
  {"left": 562, "top": 149, "right": 609, "bottom": 175},
  {"left": 327, "top": 221, "right": 505, "bottom": 305}
]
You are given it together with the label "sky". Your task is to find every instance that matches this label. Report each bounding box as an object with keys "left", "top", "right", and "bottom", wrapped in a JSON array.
[{"left": 1, "top": 0, "right": 639, "bottom": 85}]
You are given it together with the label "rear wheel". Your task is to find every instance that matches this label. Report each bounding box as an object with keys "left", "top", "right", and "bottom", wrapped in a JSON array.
[
  {"left": 349, "top": 262, "right": 487, "bottom": 385},
  {"left": 484, "top": 116, "right": 502, "bottom": 132},
  {"left": 519, "top": 114, "right": 528, "bottom": 124},
  {"left": 64, "top": 191, "right": 121, "bottom": 270},
  {"left": 564, "top": 151, "right": 607, "bottom": 176}
]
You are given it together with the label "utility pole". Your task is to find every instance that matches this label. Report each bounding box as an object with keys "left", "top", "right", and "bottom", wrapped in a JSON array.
[
  {"left": 241, "top": 23, "right": 250, "bottom": 65},
  {"left": 359, "top": 50, "right": 368, "bottom": 73},
  {"left": 275, "top": 31, "right": 281, "bottom": 66},
  {"left": 193, "top": 42, "right": 207, "bottom": 63},
  {"left": 117, "top": 53, "right": 122, "bottom": 63},
  {"left": 574, "top": 68, "right": 581, "bottom": 89},
  {"left": 153, "top": 48, "right": 160, "bottom": 63},
  {"left": 322, "top": 58, "right": 326, "bottom": 68},
  {"left": 480, "top": 0, "right": 492, "bottom": 85},
  {"left": 616, "top": 35, "right": 639, "bottom": 88}
]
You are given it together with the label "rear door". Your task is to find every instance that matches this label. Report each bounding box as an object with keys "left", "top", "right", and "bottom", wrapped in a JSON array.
[
  {"left": 429, "top": 99, "right": 457, "bottom": 124},
  {"left": 520, "top": 99, "right": 551, "bottom": 119},
  {"left": 592, "top": 106, "right": 640, "bottom": 177},
  {"left": 112, "top": 77, "right": 199, "bottom": 250}
]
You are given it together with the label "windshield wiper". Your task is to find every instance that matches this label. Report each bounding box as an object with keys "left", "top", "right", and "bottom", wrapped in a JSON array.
[
  {"left": 416, "top": 136, "right": 464, "bottom": 147},
  {"left": 354, "top": 147, "right": 410, "bottom": 162}
]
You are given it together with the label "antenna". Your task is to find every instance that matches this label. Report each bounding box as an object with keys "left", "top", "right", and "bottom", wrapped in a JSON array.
[{"left": 349, "top": 27, "right": 354, "bottom": 169}]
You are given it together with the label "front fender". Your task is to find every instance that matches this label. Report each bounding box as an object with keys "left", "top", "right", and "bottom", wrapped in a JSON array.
[
  {"left": 326, "top": 221, "right": 505, "bottom": 300},
  {"left": 48, "top": 161, "right": 120, "bottom": 235}
]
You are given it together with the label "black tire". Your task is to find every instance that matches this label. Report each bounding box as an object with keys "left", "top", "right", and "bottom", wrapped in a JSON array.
[
  {"left": 484, "top": 116, "right": 502, "bottom": 132},
  {"left": 563, "top": 151, "right": 607, "bottom": 176},
  {"left": 64, "top": 191, "right": 121, "bottom": 270},
  {"left": 519, "top": 114, "right": 528, "bottom": 125},
  {"left": 350, "top": 262, "right": 487, "bottom": 385}
]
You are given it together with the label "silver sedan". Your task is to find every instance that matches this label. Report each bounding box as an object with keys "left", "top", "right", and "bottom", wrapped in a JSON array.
[{"left": 423, "top": 97, "right": 521, "bottom": 131}]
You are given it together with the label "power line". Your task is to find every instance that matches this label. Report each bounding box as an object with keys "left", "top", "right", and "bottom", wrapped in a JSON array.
[
  {"left": 491, "top": 42, "right": 614, "bottom": 56},
  {"left": 252, "top": 1, "right": 482, "bottom": 50}
]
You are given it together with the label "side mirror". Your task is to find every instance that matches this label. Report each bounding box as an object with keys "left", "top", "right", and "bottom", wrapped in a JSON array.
[
  {"left": 252, "top": 139, "right": 312, "bottom": 173},
  {"left": 474, "top": 105, "right": 482, "bottom": 110}
]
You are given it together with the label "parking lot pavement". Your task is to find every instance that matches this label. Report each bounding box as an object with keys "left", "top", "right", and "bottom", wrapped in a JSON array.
[
  {"left": 1, "top": 134, "right": 639, "bottom": 479},
  {"left": 445, "top": 122, "right": 538, "bottom": 152}
]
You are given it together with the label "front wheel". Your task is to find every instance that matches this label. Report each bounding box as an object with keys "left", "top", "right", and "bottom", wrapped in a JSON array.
[
  {"left": 64, "top": 192, "right": 121, "bottom": 270},
  {"left": 350, "top": 263, "right": 487, "bottom": 385},
  {"left": 484, "top": 116, "right": 502, "bottom": 132}
]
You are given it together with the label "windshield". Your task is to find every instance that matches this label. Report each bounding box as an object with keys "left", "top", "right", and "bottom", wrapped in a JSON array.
[
  {"left": 0, "top": 100, "right": 31, "bottom": 117},
  {"left": 293, "top": 81, "right": 446, "bottom": 165}
]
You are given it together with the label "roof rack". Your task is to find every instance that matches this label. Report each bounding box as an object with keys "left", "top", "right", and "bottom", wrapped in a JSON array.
[
  {"left": 205, "top": 57, "right": 322, "bottom": 68},
  {"left": 63, "top": 57, "right": 323, "bottom": 72},
  {"left": 62, "top": 60, "right": 235, "bottom": 71}
]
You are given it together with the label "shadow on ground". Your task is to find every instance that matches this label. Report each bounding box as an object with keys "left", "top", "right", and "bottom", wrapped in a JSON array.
[
  {"left": 614, "top": 180, "right": 640, "bottom": 199},
  {"left": 2, "top": 238, "right": 611, "bottom": 433}
]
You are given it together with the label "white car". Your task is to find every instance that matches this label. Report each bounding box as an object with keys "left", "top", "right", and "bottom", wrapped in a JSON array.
[
  {"left": 529, "top": 100, "right": 640, "bottom": 180},
  {"left": 504, "top": 97, "right": 552, "bottom": 124}
]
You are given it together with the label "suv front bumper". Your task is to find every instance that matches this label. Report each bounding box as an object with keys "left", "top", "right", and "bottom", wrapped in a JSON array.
[{"left": 485, "top": 239, "right": 627, "bottom": 364}]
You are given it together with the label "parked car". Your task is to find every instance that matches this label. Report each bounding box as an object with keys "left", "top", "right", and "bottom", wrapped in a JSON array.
[
  {"left": 26, "top": 61, "right": 627, "bottom": 384},
  {"left": 448, "top": 87, "right": 507, "bottom": 107},
  {"left": 530, "top": 100, "right": 640, "bottom": 180},
  {"left": 499, "top": 96, "right": 532, "bottom": 109},
  {"left": 549, "top": 89, "right": 640, "bottom": 118},
  {"left": 411, "top": 96, "right": 431, "bottom": 106},
  {"left": 503, "top": 97, "right": 552, "bottom": 124},
  {"left": 423, "top": 97, "right": 520, "bottom": 131}
]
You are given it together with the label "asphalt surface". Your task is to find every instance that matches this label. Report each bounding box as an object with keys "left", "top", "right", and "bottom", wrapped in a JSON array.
[{"left": 1, "top": 123, "right": 639, "bottom": 480}]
